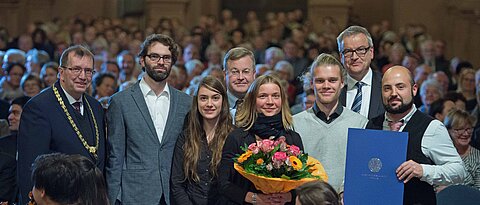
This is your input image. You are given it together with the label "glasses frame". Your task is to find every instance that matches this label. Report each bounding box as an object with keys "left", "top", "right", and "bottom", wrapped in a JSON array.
[
  {"left": 342, "top": 46, "right": 371, "bottom": 58},
  {"left": 61, "top": 66, "right": 96, "bottom": 77},
  {"left": 145, "top": 53, "right": 172, "bottom": 63},
  {"left": 451, "top": 127, "right": 474, "bottom": 135}
]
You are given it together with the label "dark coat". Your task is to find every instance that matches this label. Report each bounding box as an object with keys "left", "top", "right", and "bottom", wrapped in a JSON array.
[
  {"left": 17, "top": 81, "right": 106, "bottom": 204},
  {"left": 217, "top": 127, "right": 304, "bottom": 205}
]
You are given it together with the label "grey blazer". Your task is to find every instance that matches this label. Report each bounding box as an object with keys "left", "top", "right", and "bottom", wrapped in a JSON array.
[
  {"left": 106, "top": 82, "right": 192, "bottom": 205},
  {"left": 339, "top": 70, "right": 384, "bottom": 120}
]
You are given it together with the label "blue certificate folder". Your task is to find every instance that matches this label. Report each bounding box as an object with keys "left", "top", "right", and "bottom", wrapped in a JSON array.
[{"left": 344, "top": 128, "right": 408, "bottom": 205}]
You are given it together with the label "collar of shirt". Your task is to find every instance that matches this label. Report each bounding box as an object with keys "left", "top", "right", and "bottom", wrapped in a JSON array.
[
  {"left": 139, "top": 77, "right": 170, "bottom": 98},
  {"left": 383, "top": 104, "right": 417, "bottom": 131},
  {"left": 346, "top": 68, "right": 373, "bottom": 90},
  {"left": 59, "top": 84, "right": 83, "bottom": 105},
  {"left": 60, "top": 84, "right": 84, "bottom": 115},
  {"left": 227, "top": 90, "right": 239, "bottom": 108},
  {"left": 313, "top": 102, "right": 344, "bottom": 124}
]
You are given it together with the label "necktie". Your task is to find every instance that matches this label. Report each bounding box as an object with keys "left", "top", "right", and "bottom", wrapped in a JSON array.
[
  {"left": 234, "top": 99, "right": 244, "bottom": 109},
  {"left": 351, "top": 82, "right": 364, "bottom": 113},
  {"left": 72, "top": 101, "right": 82, "bottom": 114},
  {"left": 388, "top": 120, "right": 404, "bottom": 131}
]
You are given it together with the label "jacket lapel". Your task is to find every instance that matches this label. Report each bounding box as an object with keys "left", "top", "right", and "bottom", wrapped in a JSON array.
[
  {"left": 130, "top": 83, "right": 159, "bottom": 142},
  {"left": 53, "top": 82, "right": 82, "bottom": 128},
  {"left": 368, "top": 71, "right": 383, "bottom": 119},
  {"left": 160, "top": 89, "right": 177, "bottom": 146}
]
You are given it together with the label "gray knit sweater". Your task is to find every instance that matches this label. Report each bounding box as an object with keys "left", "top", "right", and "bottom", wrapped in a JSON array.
[{"left": 293, "top": 107, "right": 368, "bottom": 191}]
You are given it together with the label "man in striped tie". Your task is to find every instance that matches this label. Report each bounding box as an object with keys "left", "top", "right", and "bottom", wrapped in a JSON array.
[{"left": 337, "top": 26, "right": 384, "bottom": 119}]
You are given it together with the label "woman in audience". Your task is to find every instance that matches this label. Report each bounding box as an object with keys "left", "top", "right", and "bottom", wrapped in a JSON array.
[
  {"left": 273, "top": 60, "right": 296, "bottom": 106},
  {"left": 295, "top": 181, "right": 340, "bottom": 205},
  {"left": 418, "top": 79, "right": 443, "bottom": 114},
  {"left": 0, "top": 63, "right": 25, "bottom": 101},
  {"left": 39, "top": 62, "right": 58, "bottom": 88},
  {"left": 20, "top": 74, "right": 43, "bottom": 97},
  {"left": 218, "top": 74, "right": 303, "bottom": 205},
  {"left": 171, "top": 76, "right": 233, "bottom": 205},
  {"left": 456, "top": 68, "right": 477, "bottom": 112},
  {"left": 92, "top": 72, "right": 117, "bottom": 100},
  {"left": 29, "top": 153, "right": 108, "bottom": 205},
  {"left": 444, "top": 109, "right": 480, "bottom": 190}
]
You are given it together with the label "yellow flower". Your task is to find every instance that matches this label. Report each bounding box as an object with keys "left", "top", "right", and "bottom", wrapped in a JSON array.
[
  {"left": 256, "top": 158, "right": 264, "bottom": 165},
  {"left": 238, "top": 151, "right": 253, "bottom": 163},
  {"left": 290, "top": 156, "right": 302, "bottom": 171}
]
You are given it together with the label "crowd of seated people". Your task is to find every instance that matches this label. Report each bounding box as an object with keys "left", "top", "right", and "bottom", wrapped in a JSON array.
[{"left": 0, "top": 7, "right": 479, "bottom": 204}]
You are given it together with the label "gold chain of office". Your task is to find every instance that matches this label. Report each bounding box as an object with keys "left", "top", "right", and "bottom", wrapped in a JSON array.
[{"left": 52, "top": 85, "right": 99, "bottom": 160}]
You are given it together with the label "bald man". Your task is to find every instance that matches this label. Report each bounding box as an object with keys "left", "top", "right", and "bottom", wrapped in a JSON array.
[{"left": 366, "top": 66, "right": 465, "bottom": 205}]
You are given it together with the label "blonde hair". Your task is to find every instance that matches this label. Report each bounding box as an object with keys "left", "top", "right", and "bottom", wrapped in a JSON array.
[
  {"left": 444, "top": 109, "right": 476, "bottom": 129},
  {"left": 236, "top": 74, "right": 293, "bottom": 130},
  {"left": 457, "top": 68, "right": 476, "bottom": 93}
]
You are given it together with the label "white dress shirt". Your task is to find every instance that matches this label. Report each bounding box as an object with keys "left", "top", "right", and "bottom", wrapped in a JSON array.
[
  {"left": 346, "top": 68, "right": 372, "bottom": 118},
  {"left": 139, "top": 78, "right": 170, "bottom": 143},
  {"left": 383, "top": 105, "right": 466, "bottom": 186},
  {"left": 62, "top": 85, "right": 84, "bottom": 115}
]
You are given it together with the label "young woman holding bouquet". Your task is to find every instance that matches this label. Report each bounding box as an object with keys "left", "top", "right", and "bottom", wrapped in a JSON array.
[
  {"left": 171, "top": 76, "right": 234, "bottom": 205},
  {"left": 218, "top": 74, "right": 304, "bottom": 205}
]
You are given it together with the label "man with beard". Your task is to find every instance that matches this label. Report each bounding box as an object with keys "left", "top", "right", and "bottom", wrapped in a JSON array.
[
  {"left": 293, "top": 53, "right": 368, "bottom": 191},
  {"left": 366, "top": 66, "right": 465, "bottom": 205},
  {"left": 106, "top": 34, "right": 191, "bottom": 205}
]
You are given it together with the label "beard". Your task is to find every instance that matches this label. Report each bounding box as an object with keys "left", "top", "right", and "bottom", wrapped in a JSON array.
[
  {"left": 145, "top": 63, "right": 170, "bottom": 82},
  {"left": 383, "top": 97, "right": 414, "bottom": 114}
]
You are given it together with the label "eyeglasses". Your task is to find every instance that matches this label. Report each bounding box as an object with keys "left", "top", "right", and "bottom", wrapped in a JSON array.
[
  {"left": 146, "top": 53, "right": 172, "bottom": 63},
  {"left": 342, "top": 46, "right": 371, "bottom": 58},
  {"left": 452, "top": 127, "right": 474, "bottom": 135},
  {"left": 229, "top": 69, "right": 252, "bottom": 77},
  {"left": 61, "top": 66, "right": 95, "bottom": 77}
]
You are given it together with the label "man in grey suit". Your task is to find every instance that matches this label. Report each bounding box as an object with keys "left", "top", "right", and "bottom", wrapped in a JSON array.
[
  {"left": 106, "top": 34, "right": 192, "bottom": 205},
  {"left": 337, "top": 25, "right": 384, "bottom": 119}
]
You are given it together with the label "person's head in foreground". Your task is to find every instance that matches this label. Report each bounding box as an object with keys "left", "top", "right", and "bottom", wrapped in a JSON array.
[
  {"left": 30, "top": 153, "right": 108, "bottom": 205},
  {"left": 295, "top": 181, "right": 340, "bottom": 205}
]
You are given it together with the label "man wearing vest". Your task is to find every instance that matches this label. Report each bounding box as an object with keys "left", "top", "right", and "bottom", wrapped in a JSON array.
[{"left": 366, "top": 66, "right": 465, "bottom": 204}]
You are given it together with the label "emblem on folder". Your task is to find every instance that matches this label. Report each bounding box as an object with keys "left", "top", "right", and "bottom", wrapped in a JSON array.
[{"left": 368, "top": 158, "right": 382, "bottom": 173}]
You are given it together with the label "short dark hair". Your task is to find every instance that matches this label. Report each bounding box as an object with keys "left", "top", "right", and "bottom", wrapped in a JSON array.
[
  {"left": 428, "top": 98, "right": 447, "bottom": 118},
  {"left": 444, "top": 91, "right": 467, "bottom": 104},
  {"left": 5, "top": 62, "right": 26, "bottom": 74},
  {"left": 296, "top": 181, "right": 340, "bottom": 205},
  {"left": 92, "top": 72, "right": 116, "bottom": 96},
  {"left": 20, "top": 73, "right": 42, "bottom": 90},
  {"left": 31, "top": 153, "right": 108, "bottom": 205},
  {"left": 138, "top": 34, "right": 179, "bottom": 65},
  {"left": 59, "top": 45, "right": 94, "bottom": 68},
  {"left": 11, "top": 96, "right": 31, "bottom": 107}
]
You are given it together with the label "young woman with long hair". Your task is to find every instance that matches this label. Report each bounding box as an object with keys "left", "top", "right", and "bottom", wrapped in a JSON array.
[
  {"left": 217, "top": 74, "right": 304, "bottom": 205},
  {"left": 171, "top": 76, "right": 233, "bottom": 205}
]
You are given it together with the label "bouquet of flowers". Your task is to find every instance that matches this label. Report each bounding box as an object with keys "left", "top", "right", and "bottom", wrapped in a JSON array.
[{"left": 233, "top": 136, "right": 328, "bottom": 194}]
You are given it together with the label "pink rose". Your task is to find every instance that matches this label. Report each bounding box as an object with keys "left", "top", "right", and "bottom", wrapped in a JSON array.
[
  {"left": 260, "top": 139, "right": 275, "bottom": 153},
  {"left": 248, "top": 143, "right": 260, "bottom": 154},
  {"left": 288, "top": 145, "right": 301, "bottom": 156},
  {"left": 272, "top": 151, "right": 288, "bottom": 162}
]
